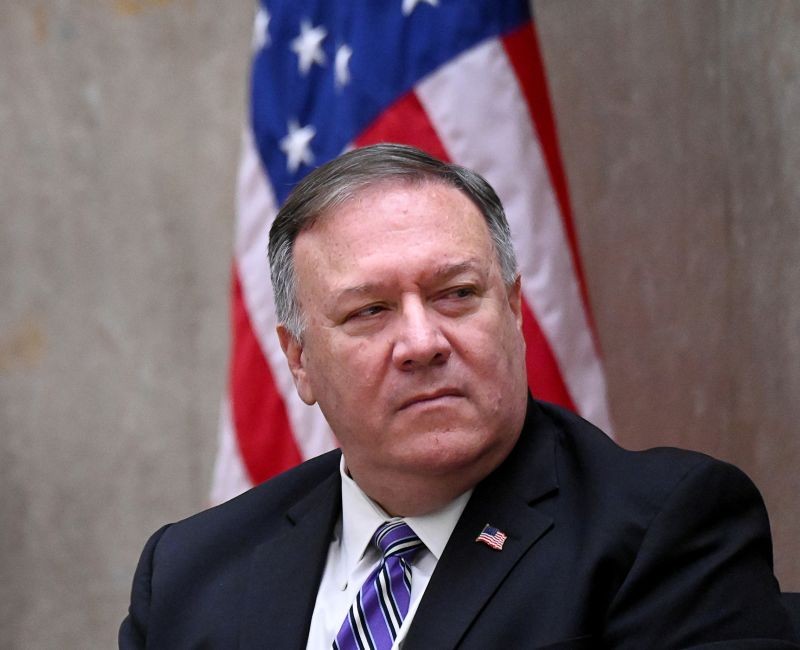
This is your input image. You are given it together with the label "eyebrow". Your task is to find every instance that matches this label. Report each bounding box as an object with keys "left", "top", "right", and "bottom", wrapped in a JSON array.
[{"left": 334, "top": 259, "right": 486, "bottom": 300}]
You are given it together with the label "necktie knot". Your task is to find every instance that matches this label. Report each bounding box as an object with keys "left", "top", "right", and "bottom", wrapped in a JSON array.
[{"left": 373, "top": 519, "right": 423, "bottom": 561}]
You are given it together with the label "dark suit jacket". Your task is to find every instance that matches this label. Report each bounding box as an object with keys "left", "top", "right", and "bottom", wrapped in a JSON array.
[{"left": 120, "top": 399, "right": 798, "bottom": 648}]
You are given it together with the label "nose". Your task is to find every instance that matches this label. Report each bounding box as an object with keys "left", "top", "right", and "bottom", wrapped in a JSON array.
[{"left": 392, "top": 299, "right": 451, "bottom": 371}]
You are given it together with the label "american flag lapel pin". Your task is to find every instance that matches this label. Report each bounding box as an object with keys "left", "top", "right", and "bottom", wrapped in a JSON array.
[{"left": 475, "top": 523, "right": 508, "bottom": 551}]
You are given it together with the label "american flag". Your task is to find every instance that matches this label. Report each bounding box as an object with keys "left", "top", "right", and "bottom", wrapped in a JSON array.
[
  {"left": 476, "top": 524, "right": 508, "bottom": 551},
  {"left": 210, "top": 0, "right": 612, "bottom": 504}
]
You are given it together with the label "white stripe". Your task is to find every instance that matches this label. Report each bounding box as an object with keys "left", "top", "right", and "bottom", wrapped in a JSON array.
[
  {"left": 209, "top": 396, "right": 253, "bottom": 505},
  {"left": 352, "top": 593, "right": 374, "bottom": 649},
  {"left": 234, "top": 130, "right": 338, "bottom": 461},
  {"left": 385, "top": 539, "right": 422, "bottom": 556},
  {"left": 377, "top": 567, "right": 402, "bottom": 634},
  {"left": 416, "top": 38, "right": 612, "bottom": 433}
]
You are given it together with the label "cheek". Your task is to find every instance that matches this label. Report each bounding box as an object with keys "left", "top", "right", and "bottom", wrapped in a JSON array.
[
  {"left": 464, "top": 310, "right": 522, "bottom": 363},
  {"left": 309, "top": 336, "right": 388, "bottom": 396},
  {"left": 457, "top": 315, "right": 526, "bottom": 399}
]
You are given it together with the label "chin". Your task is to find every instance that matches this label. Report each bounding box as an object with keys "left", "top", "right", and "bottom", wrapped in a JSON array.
[{"left": 396, "top": 429, "right": 505, "bottom": 477}]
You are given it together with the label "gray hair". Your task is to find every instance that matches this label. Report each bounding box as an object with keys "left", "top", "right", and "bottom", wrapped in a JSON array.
[{"left": 268, "top": 143, "right": 518, "bottom": 339}]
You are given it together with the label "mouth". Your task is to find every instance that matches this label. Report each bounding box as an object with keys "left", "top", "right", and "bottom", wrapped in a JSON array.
[{"left": 398, "top": 389, "right": 464, "bottom": 411}]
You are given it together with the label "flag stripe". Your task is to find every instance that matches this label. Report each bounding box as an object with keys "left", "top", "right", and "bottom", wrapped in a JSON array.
[
  {"left": 209, "top": 396, "right": 253, "bottom": 505},
  {"left": 354, "top": 91, "right": 449, "bottom": 161},
  {"left": 502, "top": 24, "right": 595, "bottom": 330},
  {"left": 521, "top": 300, "right": 576, "bottom": 409},
  {"left": 416, "top": 33, "right": 611, "bottom": 432},
  {"left": 230, "top": 267, "right": 301, "bottom": 483}
]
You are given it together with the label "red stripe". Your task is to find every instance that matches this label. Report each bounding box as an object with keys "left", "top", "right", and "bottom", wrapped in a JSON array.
[
  {"left": 354, "top": 92, "right": 575, "bottom": 410},
  {"left": 502, "top": 23, "right": 598, "bottom": 339},
  {"left": 230, "top": 265, "right": 302, "bottom": 483},
  {"left": 521, "top": 299, "right": 576, "bottom": 410},
  {"left": 354, "top": 90, "right": 449, "bottom": 158}
]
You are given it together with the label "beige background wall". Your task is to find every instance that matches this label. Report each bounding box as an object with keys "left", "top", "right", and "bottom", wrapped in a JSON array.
[{"left": 1, "top": 1, "right": 797, "bottom": 647}]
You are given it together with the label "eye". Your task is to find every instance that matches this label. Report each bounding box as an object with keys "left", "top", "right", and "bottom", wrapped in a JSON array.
[
  {"left": 443, "top": 286, "right": 477, "bottom": 300},
  {"left": 434, "top": 285, "right": 480, "bottom": 315},
  {"left": 347, "top": 304, "right": 386, "bottom": 320}
]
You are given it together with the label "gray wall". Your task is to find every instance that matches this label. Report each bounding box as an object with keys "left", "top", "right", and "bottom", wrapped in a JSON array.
[
  {"left": 536, "top": 0, "right": 800, "bottom": 591},
  {"left": 1, "top": 2, "right": 246, "bottom": 646},
  {"left": 0, "top": 1, "right": 797, "bottom": 647}
]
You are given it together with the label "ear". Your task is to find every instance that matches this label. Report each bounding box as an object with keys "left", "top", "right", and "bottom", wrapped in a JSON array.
[
  {"left": 507, "top": 275, "right": 523, "bottom": 330},
  {"left": 276, "top": 325, "right": 316, "bottom": 405}
]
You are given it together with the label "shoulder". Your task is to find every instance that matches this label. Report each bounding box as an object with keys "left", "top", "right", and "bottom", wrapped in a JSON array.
[
  {"left": 121, "top": 449, "right": 343, "bottom": 646},
  {"left": 527, "top": 401, "right": 794, "bottom": 645},
  {"left": 535, "top": 399, "right": 752, "bottom": 508},
  {"left": 154, "top": 448, "right": 342, "bottom": 554},
  {"left": 527, "top": 399, "right": 772, "bottom": 561}
]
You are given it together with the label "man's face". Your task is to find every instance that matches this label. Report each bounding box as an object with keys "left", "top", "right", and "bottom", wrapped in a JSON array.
[{"left": 278, "top": 180, "right": 528, "bottom": 514}]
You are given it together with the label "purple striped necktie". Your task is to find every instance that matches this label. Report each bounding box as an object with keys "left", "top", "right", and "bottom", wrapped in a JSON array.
[{"left": 333, "top": 519, "right": 424, "bottom": 650}]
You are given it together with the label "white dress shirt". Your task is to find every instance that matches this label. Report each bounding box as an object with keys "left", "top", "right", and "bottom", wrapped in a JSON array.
[{"left": 305, "top": 456, "right": 472, "bottom": 649}]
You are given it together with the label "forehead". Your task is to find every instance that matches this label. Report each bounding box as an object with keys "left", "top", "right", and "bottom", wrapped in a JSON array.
[
  {"left": 292, "top": 180, "right": 495, "bottom": 294},
  {"left": 304, "top": 179, "right": 488, "bottom": 247}
]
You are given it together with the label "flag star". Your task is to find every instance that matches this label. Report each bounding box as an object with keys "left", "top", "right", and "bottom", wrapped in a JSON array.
[
  {"left": 402, "top": 0, "right": 438, "bottom": 16},
  {"left": 280, "top": 120, "right": 316, "bottom": 173},
  {"left": 291, "top": 20, "right": 327, "bottom": 75},
  {"left": 252, "top": 6, "right": 271, "bottom": 50},
  {"left": 334, "top": 44, "right": 353, "bottom": 88}
]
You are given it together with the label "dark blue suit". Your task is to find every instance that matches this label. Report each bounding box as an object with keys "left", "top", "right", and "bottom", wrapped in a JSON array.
[{"left": 120, "top": 399, "right": 798, "bottom": 648}]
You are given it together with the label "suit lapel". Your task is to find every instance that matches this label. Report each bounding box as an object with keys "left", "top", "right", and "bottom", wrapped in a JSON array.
[
  {"left": 239, "top": 465, "right": 342, "bottom": 650},
  {"left": 403, "top": 400, "right": 559, "bottom": 649}
]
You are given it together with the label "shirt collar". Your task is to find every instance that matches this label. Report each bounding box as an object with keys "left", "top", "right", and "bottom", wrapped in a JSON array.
[{"left": 338, "top": 455, "right": 472, "bottom": 575}]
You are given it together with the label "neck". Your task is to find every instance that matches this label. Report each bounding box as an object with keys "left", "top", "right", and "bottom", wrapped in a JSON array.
[{"left": 344, "top": 436, "right": 518, "bottom": 517}]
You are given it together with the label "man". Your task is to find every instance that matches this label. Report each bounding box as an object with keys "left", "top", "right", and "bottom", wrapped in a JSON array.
[{"left": 121, "top": 144, "right": 797, "bottom": 648}]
